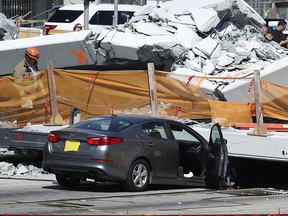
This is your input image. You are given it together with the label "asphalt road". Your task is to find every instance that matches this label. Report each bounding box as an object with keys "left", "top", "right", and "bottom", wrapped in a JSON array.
[{"left": 1, "top": 174, "right": 288, "bottom": 215}]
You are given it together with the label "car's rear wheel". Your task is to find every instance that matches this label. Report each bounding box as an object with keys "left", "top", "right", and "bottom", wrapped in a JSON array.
[
  {"left": 123, "top": 159, "right": 150, "bottom": 192},
  {"left": 56, "top": 174, "right": 80, "bottom": 188}
]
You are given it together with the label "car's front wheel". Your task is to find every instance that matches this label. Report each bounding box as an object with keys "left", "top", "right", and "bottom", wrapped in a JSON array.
[
  {"left": 123, "top": 159, "right": 150, "bottom": 192},
  {"left": 56, "top": 174, "right": 80, "bottom": 188}
]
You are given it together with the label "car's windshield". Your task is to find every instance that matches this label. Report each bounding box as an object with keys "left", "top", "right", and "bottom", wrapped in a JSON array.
[{"left": 69, "top": 117, "right": 132, "bottom": 132}]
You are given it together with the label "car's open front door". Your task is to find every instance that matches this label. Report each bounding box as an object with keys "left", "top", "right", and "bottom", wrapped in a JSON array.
[{"left": 205, "top": 123, "right": 228, "bottom": 187}]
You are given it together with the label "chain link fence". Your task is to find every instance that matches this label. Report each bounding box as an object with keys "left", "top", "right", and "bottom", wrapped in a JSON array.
[{"left": 247, "top": 0, "right": 288, "bottom": 19}]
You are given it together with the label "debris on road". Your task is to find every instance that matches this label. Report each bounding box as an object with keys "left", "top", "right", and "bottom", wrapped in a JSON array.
[{"left": 0, "top": 161, "right": 49, "bottom": 177}]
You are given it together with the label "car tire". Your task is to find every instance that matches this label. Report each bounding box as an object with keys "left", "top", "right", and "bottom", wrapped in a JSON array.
[
  {"left": 56, "top": 174, "right": 80, "bottom": 188},
  {"left": 123, "top": 159, "right": 150, "bottom": 192},
  {"left": 220, "top": 163, "right": 237, "bottom": 188}
]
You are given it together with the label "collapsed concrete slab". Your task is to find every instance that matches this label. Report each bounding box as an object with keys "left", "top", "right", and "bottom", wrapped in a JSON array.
[
  {"left": 0, "top": 30, "right": 97, "bottom": 76},
  {"left": 0, "top": 0, "right": 287, "bottom": 104}
]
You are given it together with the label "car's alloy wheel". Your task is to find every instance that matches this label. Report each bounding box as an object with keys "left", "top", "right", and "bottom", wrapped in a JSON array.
[
  {"left": 124, "top": 159, "right": 150, "bottom": 192},
  {"left": 56, "top": 174, "right": 81, "bottom": 188}
]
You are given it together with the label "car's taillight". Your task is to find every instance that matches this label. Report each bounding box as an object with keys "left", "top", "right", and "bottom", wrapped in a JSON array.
[
  {"left": 86, "top": 137, "right": 101, "bottom": 145},
  {"left": 48, "top": 133, "right": 60, "bottom": 142},
  {"left": 44, "top": 25, "right": 57, "bottom": 35},
  {"left": 100, "top": 137, "right": 124, "bottom": 145},
  {"left": 86, "top": 137, "right": 124, "bottom": 145}
]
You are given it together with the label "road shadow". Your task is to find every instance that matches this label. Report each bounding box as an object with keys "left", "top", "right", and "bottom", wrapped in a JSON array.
[{"left": 42, "top": 180, "right": 203, "bottom": 193}]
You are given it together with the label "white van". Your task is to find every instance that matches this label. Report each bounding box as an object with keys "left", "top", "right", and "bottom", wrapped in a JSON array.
[{"left": 44, "top": 4, "right": 142, "bottom": 35}]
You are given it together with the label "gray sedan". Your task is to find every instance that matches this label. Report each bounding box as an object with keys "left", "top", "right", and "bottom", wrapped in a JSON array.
[{"left": 42, "top": 114, "right": 234, "bottom": 191}]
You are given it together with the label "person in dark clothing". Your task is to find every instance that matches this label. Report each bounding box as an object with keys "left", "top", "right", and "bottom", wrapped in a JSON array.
[{"left": 272, "top": 20, "right": 288, "bottom": 48}]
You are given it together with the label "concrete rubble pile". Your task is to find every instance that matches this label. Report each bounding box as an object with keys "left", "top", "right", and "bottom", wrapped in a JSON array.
[
  {"left": 92, "top": 0, "right": 288, "bottom": 103},
  {"left": 0, "top": 13, "right": 18, "bottom": 41},
  {"left": 0, "top": 160, "right": 48, "bottom": 176},
  {"left": 0, "top": 147, "right": 47, "bottom": 177}
]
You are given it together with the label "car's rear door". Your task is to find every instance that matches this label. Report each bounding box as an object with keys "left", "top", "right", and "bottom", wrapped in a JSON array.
[
  {"left": 140, "top": 121, "right": 179, "bottom": 178},
  {"left": 205, "top": 123, "right": 228, "bottom": 179}
]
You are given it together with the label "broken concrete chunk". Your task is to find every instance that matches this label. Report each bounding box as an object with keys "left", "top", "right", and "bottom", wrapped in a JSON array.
[
  {"left": 210, "top": 44, "right": 222, "bottom": 58},
  {"left": 16, "top": 164, "right": 29, "bottom": 175},
  {"left": 137, "top": 42, "right": 184, "bottom": 67},
  {"left": 128, "top": 15, "right": 149, "bottom": 24},
  {"left": 234, "top": 55, "right": 243, "bottom": 64},
  {"left": 173, "top": 14, "right": 196, "bottom": 26},
  {"left": 184, "top": 58, "right": 201, "bottom": 72},
  {"left": 99, "top": 30, "right": 117, "bottom": 51},
  {"left": 203, "top": 59, "right": 215, "bottom": 74},
  {"left": 235, "top": 46, "right": 247, "bottom": 53},
  {"left": 187, "top": 50, "right": 195, "bottom": 60},
  {"left": 194, "top": 37, "right": 218, "bottom": 57},
  {"left": 226, "top": 52, "right": 237, "bottom": 58},
  {"left": 249, "top": 50, "right": 258, "bottom": 62},
  {"left": 134, "top": 5, "right": 155, "bottom": 16},
  {"left": 246, "top": 40, "right": 261, "bottom": 52},
  {"left": 175, "top": 25, "right": 198, "bottom": 49},
  {"left": 192, "top": 46, "right": 208, "bottom": 59},
  {"left": 149, "top": 10, "right": 167, "bottom": 22},
  {"left": 132, "top": 22, "right": 172, "bottom": 36},
  {"left": 202, "top": 0, "right": 265, "bottom": 28},
  {"left": 217, "top": 54, "right": 234, "bottom": 67},
  {"left": 96, "top": 53, "right": 107, "bottom": 65},
  {"left": 0, "top": 13, "right": 18, "bottom": 40},
  {"left": 166, "top": 24, "right": 178, "bottom": 34},
  {"left": 210, "top": 58, "right": 219, "bottom": 66},
  {"left": 220, "top": 40, "right": 236, "bottom": 53},
  {"left": 97, "top": 48, "right": 106, "bottom": 57},
  {"left": 218, "top": 22, "right": 239, "bottom": 37},
  {"left": 189, "top": 8, "right": 220, "bottom": 32},
  {"left": 96, "top": 29, "right": 111, "bottom": 42}
]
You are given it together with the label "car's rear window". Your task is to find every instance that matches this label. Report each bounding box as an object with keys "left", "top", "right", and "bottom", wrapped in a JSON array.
[
  {"left": 89, "top": 11, "right": 135, "bottom": 25},
  {"left": 47, "top": 10, "right": 83, "bottom": 23},
  {"left": 69, "top": 117, "right": 132, "bottom": 132}
]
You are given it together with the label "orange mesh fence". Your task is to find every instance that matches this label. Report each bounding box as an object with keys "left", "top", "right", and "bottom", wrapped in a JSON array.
[
  {"left": 0, "top": 71, "right": 49, "bottom": 127},
  {"left": 3, "top": 68, "right": 288, "bottom": 128},
  {"left": 260, "top": 80, "right": 288, "bottom": 121},
  {"left": 54, "top": 70, "right": 152, "bottom": 122}
]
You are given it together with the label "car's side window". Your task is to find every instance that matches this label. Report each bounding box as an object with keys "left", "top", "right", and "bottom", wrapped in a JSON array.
[
  {"left": 168, "top": 123, "right": 199, "bottom": 142},
  {"left": 142, "top": 122, "right": 169, "bottom": 139},
  {"left": 89, "top": 11, "right": 135, "bottom": 25}
]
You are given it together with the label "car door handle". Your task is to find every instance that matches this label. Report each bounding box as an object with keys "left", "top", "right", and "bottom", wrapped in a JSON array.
[{"left": 147, "top": 143, "right": 156, "bottom": 148}]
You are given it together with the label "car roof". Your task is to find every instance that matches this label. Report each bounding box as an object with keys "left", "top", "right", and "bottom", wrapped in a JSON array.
[
  {"left": 58, "top": 4, "right": 142, "bottom": 11},
  {"left": 88, "top": 114, "right": 175, "bottom": 125}
]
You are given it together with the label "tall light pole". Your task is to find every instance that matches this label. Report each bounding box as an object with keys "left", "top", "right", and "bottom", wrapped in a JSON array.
[
  {"left": 113, "top": 0, "right": 118, "bottom": 26},
  {"left": 84, "top": 0, "right": 89, "bottom": 30},
  {"left": 83, "top": 0, "right": 96, "bottom": 30}
]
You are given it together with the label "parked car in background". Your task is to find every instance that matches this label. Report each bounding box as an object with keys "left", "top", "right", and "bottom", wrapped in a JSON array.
[
  {"left": 43, "top": 4, "right": 141, "bottom": 35},
  {"left": 42, "top": 114, "right": 233, "bottom": 191}
]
